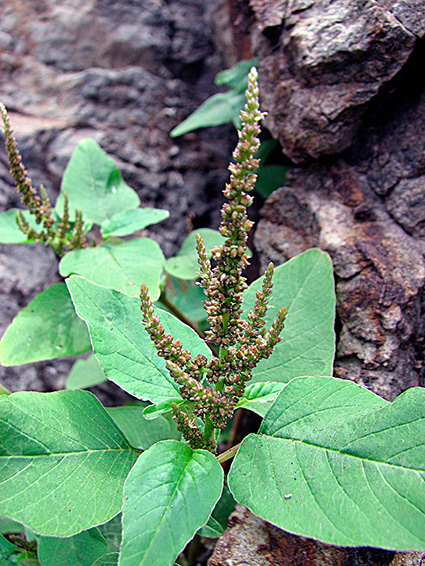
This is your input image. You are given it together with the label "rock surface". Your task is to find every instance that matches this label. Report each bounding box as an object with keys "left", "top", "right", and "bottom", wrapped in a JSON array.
[
  {"left": 249, "top": 0, "right": 425, "bottom": 162},
  {"left": 0, "top": 0, "right": 234, "bottom": 394},
  {"left": 209, "top": 505, "right": 425, "bottom": 566}
]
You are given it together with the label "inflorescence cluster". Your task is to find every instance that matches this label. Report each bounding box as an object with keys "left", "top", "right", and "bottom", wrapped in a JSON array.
[
  {"left": 0, "top": 103, "right": 87, "bottom": 256},
  {"left": 140, "top": 67, "right": 287, "bottom": 452}
]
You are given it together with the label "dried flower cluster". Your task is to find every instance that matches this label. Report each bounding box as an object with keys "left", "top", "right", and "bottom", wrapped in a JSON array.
[
  {"left": 0, "top": 103, "right": 87, "bottom": 256},
  {"left": 140, "top": 68, "right": 287, "bottom": 452}
]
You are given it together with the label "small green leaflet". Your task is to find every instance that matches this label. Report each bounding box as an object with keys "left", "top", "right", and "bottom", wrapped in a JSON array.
[
  {"left": 229, "top": 376, "right": 425, "bottom": 551},
  {"left": 56, "top": 139, "right": 140, "bottom": 225},
  {"left": 0, "top": 283, "right": 91, "bottom": 366},
  {"left": 60, "top": 238, "right": 165, "bottom": 300},
  {"left": 106, "top": 405, "right": 180, "bottom": 450},
  {"left": 236, "top": 381, "right": 286, "bottom": 417},
  {"left": 0, "top": 209, "right": 37, "bottom": 244},
  {"left": 165, "top": 228, "right": 225, "bottom": 280},
  {"left": 100, "top": 208, "right": 169, "bottom": 238},
  {"left": 67, "top": 276, "right": 211, "bottom": 404},
  {"left": 243, "top": 249, "right": 336, "bottom": 384},
  {"left": 170, "top": 92, "right": 246, "bottom": 137},
  {"left": 0, "top": 390, "right": 137, "bottom": 537},
  {"left": 120, "top": 440, "right": 223, "bottom": 566}
]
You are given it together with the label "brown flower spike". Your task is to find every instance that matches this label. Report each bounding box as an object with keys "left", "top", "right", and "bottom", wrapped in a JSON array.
[
  {"left": 0, "top": 103, "right": 88, "bottom": 256},
  {"left": 140, "top": 67, "right": 287, "bottom": 452}
]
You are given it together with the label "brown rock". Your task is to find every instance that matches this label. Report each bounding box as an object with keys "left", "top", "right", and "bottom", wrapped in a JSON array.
[
  {"left": 209, "top": 505, "right": 425, "bottom": 566},
  {"left": 249, "top": 0, "right": 425, "bottom": 162}
]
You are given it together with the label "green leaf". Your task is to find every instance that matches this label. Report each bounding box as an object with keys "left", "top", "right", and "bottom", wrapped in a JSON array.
[
  {"left": 120, "top": 440, "right": 223, "bottom": 566},
  {"left": 66, "top": 276, "right": 211, "bottom": 404},
  {"left": 0, "top": 210, "right": 38, "bottom": 244},
  {"left": 165, "top": 229, "right": 225, "bottom": 280},
  {"left": 243, "top": 249, "right": 335, "bottom": 384},
  {"left": 255, "top": 165, "right": 289, "bottom": 198},
  {"left": 229, "top": 376, "right": 425, "bottom": 551},
  {"left": 0, "top": 517, "right": 23, "bottom": 534},
  {"left": 197, "top": 516, "right": 223, "bottom": 538},
  {"left": 60, "top": 238, "right": 165, "bottom": 300},
  {"left": 162, "top": 277, "right": 207, "bottom": 324},
  {"left": 215, "top": 58, "right": 259, "bottom": 92},
  {"left": 0, "top": 390, "right": 137, "bottom": 537},
  {"left": 143, "top": 399, "right": 183, "bottom": 421},
  {"left": 98, "top": 515, "right": 122, "bottom": 555},
  {"left": 236, "top": 381, "right": 286, "bottom": 417},
  {"left": 56, "top": 139, "right": 140, "bottom": 225},
  {"left": 100, "top": 208, "right": 169, "bottom": 238},
  {"left": 38, "top": 528, "right": 108, "bottom": 566},
  {"left": 92, "top": 553, "right": 119, "bottom": 566},
  {"left": 170, "top": 92, "right": 246, "bottom": 138},
  {"left": 0, "top": 283, "right": 91, "bottom": 366},
  {"left": 66, "top": 354, "right": 107, "bottom": 390},
  {"left": 0, "top": 386, "right": 10, "bottom": 397},
  {"left": 0, "top": 533, "right": 18, "bottom": 559},
  {"left": 106, "top": 405, "right": 180, "bottom": 450}
]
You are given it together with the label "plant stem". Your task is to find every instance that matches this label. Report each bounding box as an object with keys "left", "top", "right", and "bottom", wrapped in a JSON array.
[
  {"left": 217, "top": 442, "right": 241, "bottom": 464},
  {"left": 203, "top": 415, "right": 214, "bottom": 444}
]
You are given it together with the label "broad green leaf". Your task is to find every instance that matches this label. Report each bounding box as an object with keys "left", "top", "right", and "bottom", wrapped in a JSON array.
[
  {"left": 229, "top": 376, "right": 425, "bottom": 551},
  {"left": 0, "top": 390, "right": 137, "bottom": 537},
  {"left": 120, "top": 440, "right": 223, "bottom": 566},
  {"left": 100, "top": 208, "right": 169, "bottom": 238},
  {"left": 0, "top": 210, "right": 37, "bottom": 244},
  {"left": 236, "top": 381, "right": 286, "bottom": 417},
  {"left": 165, "top": 229, "right": 225, "bottom": 280},
  {"left": 67, "top": 276, "right": 211, "bottom": 404},
  {"left": 243, "top": 249, "right": 335, "bottom": 384},
  {"left": 56, "top": 139, "right": 140, "bottom": 225},
  {"left": 38, "top": 528, "right": 107, "bottom": 566},
  {"left": 170, "top": 92, "right": 246, "bottom": 137},
  {"left": 197, "top": 516, "right": 223, "bottom": 538},
  {"left": 143, "top": 398, "right": 183, "bottom": 421},
  {"left": 0, "top": 283, "right": 91, "bottom": 366},
  {"left": 66, "top": 354, "right": 106, "bottom": 390},
  {"left": 60, "top": 238, "right": 165, "bottom": 300},
  {"left": 215, "top": 58, "right": 259, "bottom": 92},
  {"left": 106, "top": 405, "right": 180, "bottom": 450}
]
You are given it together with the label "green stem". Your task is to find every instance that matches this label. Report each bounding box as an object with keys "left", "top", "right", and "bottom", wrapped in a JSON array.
[
  {"left": 217, "top": 442, "right": 241, "bottom": 464},
  {"left": 203, "top": 415, "right": 214, "bottom": 444}
]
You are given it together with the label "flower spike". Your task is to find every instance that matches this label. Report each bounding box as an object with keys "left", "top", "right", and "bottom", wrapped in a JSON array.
[{"left": 140, "top": 68, "right": 287, "bottom": 452}]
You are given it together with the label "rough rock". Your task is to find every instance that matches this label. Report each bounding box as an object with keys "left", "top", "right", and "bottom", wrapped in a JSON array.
[
  {"left": 248, "top": 0, "right": 425, "bottom": 162},
  {"left": 0, "top": 0, "right": 234, "bottom": 393},
  {"left": 256, "top": 164, "right": 425, "bottom": 401},
  {"left": 209, "top": 505, "right": 425, "bottom": 566}
]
